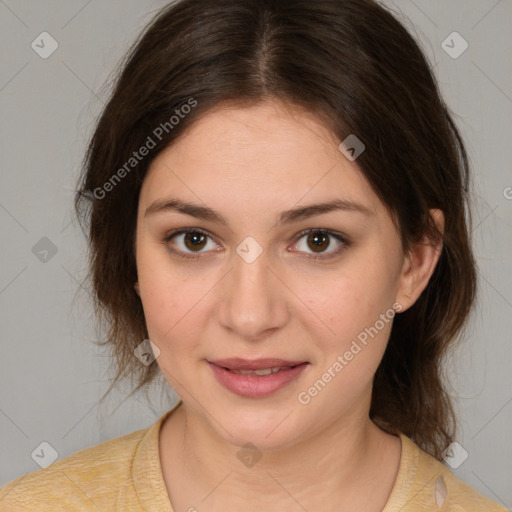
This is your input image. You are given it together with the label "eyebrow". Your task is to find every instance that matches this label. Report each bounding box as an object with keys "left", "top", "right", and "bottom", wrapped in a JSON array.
[{"left": 144, "top": 197, "right": 374, "bottom": 226}]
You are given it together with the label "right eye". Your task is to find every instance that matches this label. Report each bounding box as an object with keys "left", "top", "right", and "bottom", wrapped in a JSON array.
[{"left": 164, "top": 228, "right": 220, "bottom": 259}]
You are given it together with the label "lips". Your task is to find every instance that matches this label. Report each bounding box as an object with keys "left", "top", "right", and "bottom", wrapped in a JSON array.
[
  {"left": 208, "top": 358, "right": 306, "bottom": 371},
  {"left": 207, "top": 358, "right": 309, "bottom": 397}
]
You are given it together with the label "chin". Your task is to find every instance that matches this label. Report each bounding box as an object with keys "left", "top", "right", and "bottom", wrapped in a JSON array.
[{"left": 212, "top": 406, "right": 307, "bottom": 452}]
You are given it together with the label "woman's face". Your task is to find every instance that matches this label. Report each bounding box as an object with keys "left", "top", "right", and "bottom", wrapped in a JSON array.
[{"left": 135, "top": 100, "right": 411, "bottom": 450}]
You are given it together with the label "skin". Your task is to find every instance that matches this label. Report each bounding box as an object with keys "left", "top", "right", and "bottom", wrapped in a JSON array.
[{"left": 134, "top": 99, "right": 444, "bottom": 511}]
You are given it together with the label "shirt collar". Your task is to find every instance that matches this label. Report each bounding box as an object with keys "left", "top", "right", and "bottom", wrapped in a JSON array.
[{"left": 132, "top": 400, "right": 183, "bottom": 511}]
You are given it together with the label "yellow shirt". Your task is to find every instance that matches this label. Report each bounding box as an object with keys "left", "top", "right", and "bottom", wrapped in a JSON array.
[{"left": 0, "top": 400, "right": 508, "bottom": 511}]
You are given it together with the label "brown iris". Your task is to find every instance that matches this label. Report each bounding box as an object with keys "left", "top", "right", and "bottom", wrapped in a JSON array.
[
  {"left": 307, "top": 231, "right": 330, "bottom": 253},
  {"left": 184, "top": 231, "right": 207, "bottom": 251}
]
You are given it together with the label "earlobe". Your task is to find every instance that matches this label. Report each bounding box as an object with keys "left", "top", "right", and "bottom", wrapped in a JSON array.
[
  {"left": 134, "top": 282, "right": 140, "bottom": 296},
  {"left": 395, "top": 209, "right": 444, "bottom": 311}
]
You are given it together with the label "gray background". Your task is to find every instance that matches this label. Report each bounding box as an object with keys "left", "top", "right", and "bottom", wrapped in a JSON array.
[{"left": 0, "top": 0, "right": 511, "bottom": 507}]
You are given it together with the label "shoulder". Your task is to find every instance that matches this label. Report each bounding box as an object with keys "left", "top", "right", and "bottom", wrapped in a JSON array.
[
  {"left": 0, "top": 425, "right": 149, "bottom": 511},
  {"left": 393, "top": 433, "right": 509, "bottom": 511},
  {"left": 439, "top": 470, "right": 509, "bottom": 511}
]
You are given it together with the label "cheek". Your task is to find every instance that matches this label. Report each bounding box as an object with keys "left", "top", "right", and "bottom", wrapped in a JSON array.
[
  {"left": 299, "top": 256, "right": 399, "bottom": 337},
  {"left": 138, "top": 270, "right": 208, "bottom": 386},
  {"left": 290, "top": 248, "right": 401, "bottom": 393},
  {"left": 140, "top": 280, "right": 208, "bottom": 347},
  {"left": 293, "top": 267, "right": 398, "bottom": 412},
  {"left": 136, "top": 239, "right": 207, "bottom": 345}
]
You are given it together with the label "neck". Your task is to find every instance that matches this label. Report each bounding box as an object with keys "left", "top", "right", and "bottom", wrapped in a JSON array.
[{"left": 160, "top": 392, "right": 401, "bottom": 511}]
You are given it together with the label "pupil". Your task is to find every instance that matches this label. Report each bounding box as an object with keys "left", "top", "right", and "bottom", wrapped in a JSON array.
[{"left": 309, "top": 232, "right": 329, "bottom": 252}]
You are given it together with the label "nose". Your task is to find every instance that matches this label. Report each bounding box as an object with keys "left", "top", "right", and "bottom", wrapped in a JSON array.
[{"left": 216, "top": 249, "right": 291, "bottom": 341}]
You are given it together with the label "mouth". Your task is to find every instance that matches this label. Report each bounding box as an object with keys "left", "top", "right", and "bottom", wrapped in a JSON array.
[
  {"left": 208, "top": 357, "right": 308, "bottom": 372},
  {"left": 207, "top": 358, "right": 309, "bottom": 397},
  {"left": 228, "top": 365, "right": 299, "bottom": 375}
]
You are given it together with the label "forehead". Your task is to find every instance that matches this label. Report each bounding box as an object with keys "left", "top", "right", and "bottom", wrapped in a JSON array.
[{"left": 139, "top": 100, "right": 382, "bottom": 220}]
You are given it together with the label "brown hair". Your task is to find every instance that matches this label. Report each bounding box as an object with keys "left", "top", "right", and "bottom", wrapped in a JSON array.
[{"left": 76, "top": 0, "right": 476, "bottom": 460}]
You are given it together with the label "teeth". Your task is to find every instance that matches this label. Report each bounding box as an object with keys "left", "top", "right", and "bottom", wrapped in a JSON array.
[
  {"left": 254, "top": 368, "right": 273, "bottom": 376},
  {"left": 232, "top": 366, "right": 291, "bottom": 376},
  {"left": 272, "top": 366, "right": 290, "bottom": 373}
]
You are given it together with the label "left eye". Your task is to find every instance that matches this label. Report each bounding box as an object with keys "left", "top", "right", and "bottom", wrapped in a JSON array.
[{"left": 292, "top": 229, "right": 347, "bottom": 257}]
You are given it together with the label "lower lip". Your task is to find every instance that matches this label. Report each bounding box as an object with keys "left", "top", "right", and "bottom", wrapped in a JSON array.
[{"left": 208, "top": 362, "right": 309, "bottom": 398}]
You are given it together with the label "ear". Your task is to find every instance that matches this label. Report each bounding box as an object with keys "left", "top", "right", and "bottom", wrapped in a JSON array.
[
  {"left": 395, "top": 209, "right": 444, "bottom": 312},
  {"left": 134, "top": 282, "right": 140, "bottom": 296}
]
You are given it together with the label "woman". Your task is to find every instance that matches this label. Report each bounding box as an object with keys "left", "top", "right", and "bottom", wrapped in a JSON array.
[{"left": 0, "top": 0, "right": 507, "bottom": 510}]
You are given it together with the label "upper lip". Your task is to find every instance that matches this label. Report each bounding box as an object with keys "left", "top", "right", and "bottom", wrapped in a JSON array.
[{"left": 208, "top": 358, "right": 307, "bottom": 371}]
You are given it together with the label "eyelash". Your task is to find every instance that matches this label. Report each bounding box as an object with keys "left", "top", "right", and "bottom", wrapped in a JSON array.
[{"left": 163, "top": 228, "right": 350, "bottom": 262}]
